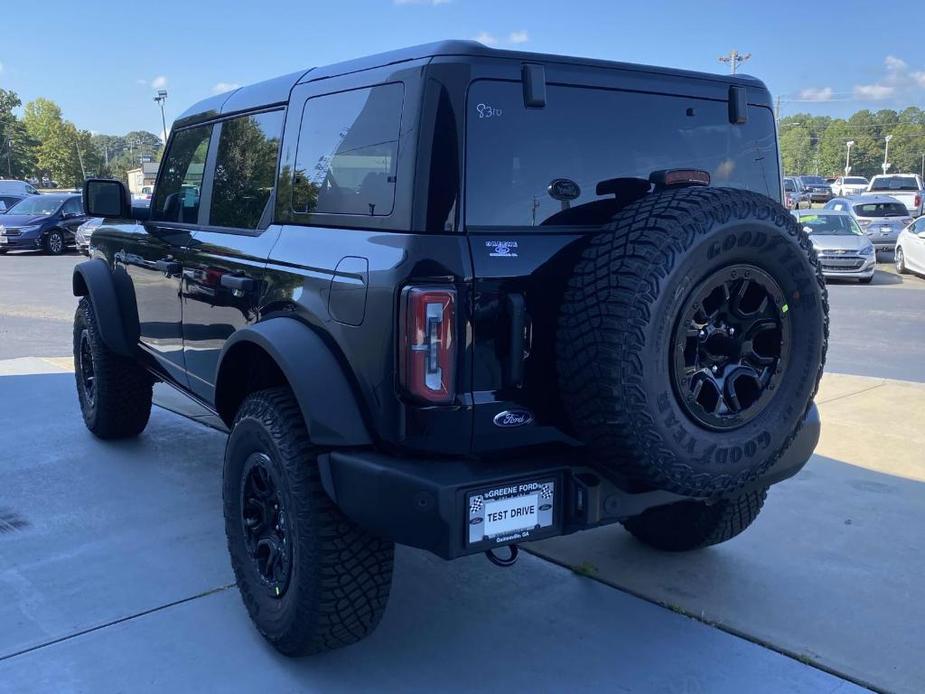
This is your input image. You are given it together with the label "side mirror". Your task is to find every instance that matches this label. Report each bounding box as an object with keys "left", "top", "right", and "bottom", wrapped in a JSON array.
[{"left": 83, "top": 178, "right": 130, "bottom": 218}]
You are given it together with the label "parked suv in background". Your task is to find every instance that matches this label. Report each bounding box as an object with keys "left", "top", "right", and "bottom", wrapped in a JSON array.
[
  {"left": 0, "top": 193, "right": 86, "bottom": 254},
  {"left": 799, "top": 175, "right": 834, "bottom": 203},
  {"left": 72, "top": 41, "right": 826, "bottom": 656},
  {"left": 784, "top": 176, "right": 809, "bottom": 209},
  {"left": 831, "top": 175, "right": 869, "bottom": 197},
  {"left": 826, "top": 195, "right": 913, "bottom": 254},
  {"left": 0, "top": 179, "right": 40, "bottom": 196}
]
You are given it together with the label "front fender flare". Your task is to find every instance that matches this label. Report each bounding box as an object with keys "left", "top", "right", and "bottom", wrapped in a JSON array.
[
  {"left": 72, "top": 258, "right": 136, "bottom": 356},
  {"left": 215, "top": 318, "right": 372, "bottom": 447}
]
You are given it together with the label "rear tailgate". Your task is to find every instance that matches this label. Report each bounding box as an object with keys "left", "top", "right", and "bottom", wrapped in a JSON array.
[{"left": 464, "top": 74, "right": 781, "bottom": 453}]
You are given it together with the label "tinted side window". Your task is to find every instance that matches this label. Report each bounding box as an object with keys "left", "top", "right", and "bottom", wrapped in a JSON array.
[
  {"left": 152, "top": 125, "right": 212, "bottom": 224},
  {"left": 62, "top": 197, "right": 83, "bottom": 215},
  {"left": 209, "top": 110, "right": 284, "bottom": 229},
  {"left": 292, "top": 83, "right": 404, "bottom": 217}
]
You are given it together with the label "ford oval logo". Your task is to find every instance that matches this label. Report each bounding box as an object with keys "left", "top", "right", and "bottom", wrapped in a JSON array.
[{"left": 493, "top": 409, "right": 534, "bottom": 428}]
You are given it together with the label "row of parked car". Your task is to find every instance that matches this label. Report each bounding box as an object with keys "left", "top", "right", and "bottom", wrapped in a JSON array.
[
  {"left": 0, "top": 179, "right": 101, "bottom": 255},
  {"left": 783, "top": 173, "right": 925, "bottom": 215}
]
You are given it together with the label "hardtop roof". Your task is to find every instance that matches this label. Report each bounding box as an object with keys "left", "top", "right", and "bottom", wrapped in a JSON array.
[{"left": 175, "top": 40, "right": 768, "bottom": 129}]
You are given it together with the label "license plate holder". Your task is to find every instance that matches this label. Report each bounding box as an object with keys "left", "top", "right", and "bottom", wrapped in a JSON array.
[{"left": 466, "top": 478, "right": 558, "bottom": 548}]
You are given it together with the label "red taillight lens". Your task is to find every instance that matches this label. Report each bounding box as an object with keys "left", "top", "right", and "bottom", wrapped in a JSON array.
[
  {"left": 915, "top": 194, "right": 921, "bottom": 208},
  {"left": 399, "top": 286, "right": 456, "bottom": 404}
]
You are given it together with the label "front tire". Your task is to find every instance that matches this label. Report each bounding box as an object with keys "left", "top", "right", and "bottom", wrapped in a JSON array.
[
  {"left": 224, "top": 387, "right": 394, "bottom": 656},
  {"left": 622, "top": 487, "right": 767, "bottom": 551},
  {"left": 896, "top": 247, "right": 908, "bottom": 274},
  {"left": 73, "top": 297, "right": 153, "bottom": 438},
  {"left": 44, "top": 229, "right": 65, "bottom": 255}
]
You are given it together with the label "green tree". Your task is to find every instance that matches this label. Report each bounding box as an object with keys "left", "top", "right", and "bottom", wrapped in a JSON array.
[
  {"left": 0, "top": 89, "right": 36, "bottom": 179},
  {"left": 22, "top": 98, "right": 87, "bottom": 186}
]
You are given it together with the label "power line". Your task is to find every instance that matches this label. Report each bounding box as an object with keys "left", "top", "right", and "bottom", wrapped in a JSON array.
[{"left": 718, "top": 50, "right": 751, "bottom": 75}]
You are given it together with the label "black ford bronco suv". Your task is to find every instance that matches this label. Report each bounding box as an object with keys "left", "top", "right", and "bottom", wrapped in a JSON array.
[{"left": 72, "top": 42, "right": 827, "bottom": 655}]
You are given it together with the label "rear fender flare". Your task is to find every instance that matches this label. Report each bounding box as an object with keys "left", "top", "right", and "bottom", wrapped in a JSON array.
[{"left": 215, "top": 318, "right": 372, "bottom": 447}]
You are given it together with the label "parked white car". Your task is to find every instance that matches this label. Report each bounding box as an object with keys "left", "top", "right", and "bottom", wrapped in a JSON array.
[
  {"left": 863, "top": 174, "right": 924, "bottom": 216},
  {"left": 895, "top": 216, "right": 925, "bottom": 276},
  {"left": 831, "top": 176, "right": 869, "bottom": 197}
]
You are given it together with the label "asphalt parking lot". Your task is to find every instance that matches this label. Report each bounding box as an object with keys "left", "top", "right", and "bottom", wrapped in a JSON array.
[{"left": 1, "top": 249, "right": 924, "bottom": 693}]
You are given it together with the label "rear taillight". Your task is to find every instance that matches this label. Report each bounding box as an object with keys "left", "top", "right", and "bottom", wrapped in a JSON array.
[
  {"left": 399, "top": 286, "right": 456, "bottom": 404},
  {"left": 915, "top": 194, "right": 921, "bottom": 208}
]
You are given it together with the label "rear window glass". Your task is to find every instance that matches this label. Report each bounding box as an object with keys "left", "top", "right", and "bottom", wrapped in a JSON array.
[
  {"left": 800, "top": 176, "right": 826, "bottom": 185},
  {"left": 291, "top": 83, "right": 404, "bottom": 217},
  {"left": 784, "top": 180, "right": 795, "bottom": 191},
  {"left": 465, "top": 81, "right": 779, "bottom": 228},
  {"left": 844, "top": 177, "right": 867, "bottom": 184},
  {"left": 853, "top": 202, "right": 908, "bottom": 217},
  {"left": 869, "top": 176, "right": 918, "bottom": 191}
]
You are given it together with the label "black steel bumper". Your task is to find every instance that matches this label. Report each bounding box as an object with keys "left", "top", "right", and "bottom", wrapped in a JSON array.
[{"left": 318, "top": 404, "right": 820, "bottom": 560}]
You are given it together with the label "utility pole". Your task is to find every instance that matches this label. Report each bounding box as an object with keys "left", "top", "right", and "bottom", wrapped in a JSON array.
[
  {"left": 882, "top": 134, "right": 893, "bottom": 174},
  {"left": 75, "top": 140, "right": 86, "bottom": 180},
  {"left": 6, "top": 139, "right": 12, "bottom": 178},
  {"left": 845, "top": 140, "right": 854, "bottom": 175},
  {"left": 775, "top": 94, "right": 781, "bottom": 127},
  {"left": 154, "top": 90, "right": 168, "bottom": 145},
  {"left": 920, "top": 152, "right": 924, "bottom": 180},
  {"left": 719, "top": 50, "right": 751, "bottom": 75}
]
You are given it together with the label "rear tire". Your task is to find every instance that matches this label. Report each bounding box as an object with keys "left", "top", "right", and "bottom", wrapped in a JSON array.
[
  {"left": 224, "top": 387, "right": 394, "bottom": 656},
  {"left": 73, "top": 297, "right": 152, "bottom": 439},
  {"left": 622, "top": 487, "right": 768, "bottom": 551},
  {"left": 44, "top": 229, "right": 65, "bottom": 255}
]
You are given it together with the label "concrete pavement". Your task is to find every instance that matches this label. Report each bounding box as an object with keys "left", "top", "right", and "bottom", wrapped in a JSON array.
[
  {"left": 0, "top": 365, "right": 863, "bottom": 694},
  {"left": 530, "top": 374, "right": 925, "bottom": 694}
]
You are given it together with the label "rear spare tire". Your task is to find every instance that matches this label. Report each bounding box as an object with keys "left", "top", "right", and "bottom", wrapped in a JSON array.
[{"left": 557, "top": 188, "right": 827, "bottom": 497}]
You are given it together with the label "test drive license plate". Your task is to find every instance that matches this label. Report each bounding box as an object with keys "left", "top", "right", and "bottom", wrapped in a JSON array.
[{"left": 467, "top": 479, "right": 556, "bottom": 546}]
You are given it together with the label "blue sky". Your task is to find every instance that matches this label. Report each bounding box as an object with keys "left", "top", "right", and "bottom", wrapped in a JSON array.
[{"left": 1, "top": 0, "right": 922, "bottom": 137}]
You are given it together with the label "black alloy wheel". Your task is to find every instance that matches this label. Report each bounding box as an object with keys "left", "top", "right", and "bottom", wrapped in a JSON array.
[
  {"left": 671, "top": 264, "right": 790, "bottom": 431},
  {"left": 78, "top": 329, "right": 96, "bottom": 408},
  {"left": 240, "top": 453, "right": 292, "bottom": 598}
]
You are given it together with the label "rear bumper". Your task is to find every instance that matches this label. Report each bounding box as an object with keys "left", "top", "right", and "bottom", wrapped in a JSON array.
[{"left": 319, "top": 404, "right": 821, "bottom": 560}]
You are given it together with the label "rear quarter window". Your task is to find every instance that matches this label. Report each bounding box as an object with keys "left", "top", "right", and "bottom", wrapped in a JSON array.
[
  {"left": 291, "top": 83, "right": 404, "bottom": 217},
  {"left": 465, "top": 81, "right": 780, "bottom": 228}
]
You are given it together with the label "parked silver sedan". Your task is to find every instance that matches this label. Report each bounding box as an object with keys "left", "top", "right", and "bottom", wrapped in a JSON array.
[
  {"left": 792, "top": 209, "right": 876, "bottom": 283},
  {"left": 74, "top": 217, "right": 103, "bottom": 256},
  {"left": 824, "top": 195, "right": 913, "bottom": 255}
]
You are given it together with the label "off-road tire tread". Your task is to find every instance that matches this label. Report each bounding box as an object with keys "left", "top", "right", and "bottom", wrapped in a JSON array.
[
  {"left": 622, "top": 487, "right": 768, "bottom": 551},
  {"left": 73, "top": 297, "right": 152, "bottom": 439},
  {"left": 557, "top": 187, "right": 829, "bottom": 496},
  {"left": 225, "top": 387, "right": 394, "bottom": 656}
]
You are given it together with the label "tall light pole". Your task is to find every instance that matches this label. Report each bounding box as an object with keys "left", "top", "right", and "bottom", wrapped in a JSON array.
[
  {"left": 153, "top": 89, "right": 168, "bottom": 145},
  {"left": 718, "top": 49, "right": 751, "bottom": 75},
  {"left": 5, "top": 139, "right": 12, "bottom": 178},
  {"left": 845, "top": 140, "right": 855, "bottom": 175},
  {"left": 920, "top": 152, "right": 924, "bottom": 180},
  {"left": 882, "top": 134, "right": 893, "bottom": 174}
]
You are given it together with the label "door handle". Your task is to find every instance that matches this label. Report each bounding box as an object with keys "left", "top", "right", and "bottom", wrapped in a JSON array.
[
  {"left": 155, "top": 259, "right": 181, "bottom": 275},
  {"left": 220, "top": 274, "right": 256, "bottom": 292}
]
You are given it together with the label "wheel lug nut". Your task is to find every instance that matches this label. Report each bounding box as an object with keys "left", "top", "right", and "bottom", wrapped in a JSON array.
[
  {"left": 711, "top": 365, "right": 718, "bottom": 373},
  {"left": 729, "top": 328, "right": 735, "bottom": 336}
]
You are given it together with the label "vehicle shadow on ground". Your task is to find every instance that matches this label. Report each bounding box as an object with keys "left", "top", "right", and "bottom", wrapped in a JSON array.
[
  {"left": 0, "top": 372, "right": 867, "bottom": 693},
  {"left": 530, "top": 453, "right": 925, "bottom": 694}
]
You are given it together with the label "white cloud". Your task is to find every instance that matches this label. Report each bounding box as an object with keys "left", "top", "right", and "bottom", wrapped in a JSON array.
[
  {"left": 151, "top": 75, "right": 168, "bottom": 89},
  {"left": 853, "top": 83, "right": 894, "bottom": 100},
  {"left": 508, "top": 30, "right": 529, "bottom": 44},
  {"left": 135, "top": 78, "right": 147, "bottom": 85},
  {"left": 885, "top": 55, "right": 907, "bottom": 72},
  {"left": 211, "top": 82, "right": 241, "bottom": 95},
  {"left": 798, "top": 87, "right": 834, "bottom": 102},
  {"left": 912, "top": 71, "right": 925, "bottom": 88},
  {"left": 474, "top": 32, "right": 498, "bottom": 46}
]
